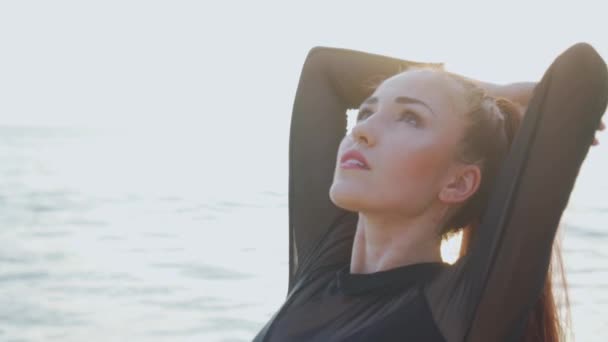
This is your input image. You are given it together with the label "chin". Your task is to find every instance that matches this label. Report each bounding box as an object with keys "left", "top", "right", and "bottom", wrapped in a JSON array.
[{"left": 329, "top": 181, "right": 369, "bottom": 212}]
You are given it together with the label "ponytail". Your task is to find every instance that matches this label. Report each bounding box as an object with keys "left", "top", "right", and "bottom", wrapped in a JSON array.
[
  {"left": 495, "top": 97, "right": 523, "bottom": 145},
  {"left": 457, "top": 96, "right": 569, "bottom": 342}
]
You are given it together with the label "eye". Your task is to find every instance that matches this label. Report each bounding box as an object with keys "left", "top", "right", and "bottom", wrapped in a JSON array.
[
  {"left": 356, "top": 108, "right": 373, "bottom": 122},
  {"left": 399, "top": 110, "right": 421, "bottom": 127}
]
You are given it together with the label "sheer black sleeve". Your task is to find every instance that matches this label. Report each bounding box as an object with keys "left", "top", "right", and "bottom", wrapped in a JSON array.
[
  {"left": 424, "top": 43, "right": 608, "bottom": 342},
  {"left": 288, "top": 47, "right": 438, "bottom": 291},
  {"left": 281, "top": 43, "right": 607, "bottom": 342}
]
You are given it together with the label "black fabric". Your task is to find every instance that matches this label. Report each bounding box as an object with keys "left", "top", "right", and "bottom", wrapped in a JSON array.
[
  {"left": 253, "top": 43, "right": 608, "bottom": 342},
  {"left": 336, "top": 262, "right": 447, "bottom": 296}
]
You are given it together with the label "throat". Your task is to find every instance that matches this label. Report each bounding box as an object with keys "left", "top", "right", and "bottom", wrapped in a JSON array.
[{"left": 349, "top": 214, "right": 442, "bottom": 274}]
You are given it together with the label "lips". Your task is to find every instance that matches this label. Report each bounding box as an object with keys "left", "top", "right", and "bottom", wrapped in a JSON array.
[{"left": 340, "top": 150, "right": 370, "bottom": 170}]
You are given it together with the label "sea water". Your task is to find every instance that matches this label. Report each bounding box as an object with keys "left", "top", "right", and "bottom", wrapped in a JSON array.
[{"left": 1, "top": 126, "right": 607, "bottom": 341}]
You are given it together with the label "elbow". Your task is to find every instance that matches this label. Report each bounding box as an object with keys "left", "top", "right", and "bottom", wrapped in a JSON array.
[{"left": 303, "top": 46, "right": 345, "bottom": 70}]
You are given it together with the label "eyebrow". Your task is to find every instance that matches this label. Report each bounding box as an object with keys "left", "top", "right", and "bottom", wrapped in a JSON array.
[{"left": 362, "top": 96, "right": 435, "bottom": 116}]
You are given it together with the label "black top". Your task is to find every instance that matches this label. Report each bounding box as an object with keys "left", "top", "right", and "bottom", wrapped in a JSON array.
[{"left": 253, "top": 43, "right": 608, "bottom": 342}]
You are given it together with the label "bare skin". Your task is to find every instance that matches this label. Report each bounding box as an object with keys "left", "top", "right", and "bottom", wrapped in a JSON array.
[{"left": 329, "top": 71, "right": 604, "bottom": 275}]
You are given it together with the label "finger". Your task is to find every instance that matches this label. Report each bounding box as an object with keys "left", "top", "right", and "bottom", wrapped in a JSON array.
[
  {"left": 592, "top": 137, "right": 599, "bottom": 146},
  {"left": 599, "top": 121, "right": 605, "bottom": 131}
]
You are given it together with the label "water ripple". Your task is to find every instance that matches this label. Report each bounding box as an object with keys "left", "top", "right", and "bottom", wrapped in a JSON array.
[
  {"left": 151, "top": 262, "right": 253, "bottom": 280},
  {"left": 45, "top": 285, "right": 175, "bottom": 297},
  {"left": 0, "top": 299, "right": 88, "bottom": 327},
  {"left": 140, "top": 296, "right": 250, "bottom": 312},
  {"left": 0, "top": 271, "right": 49, "bottom": 283}
]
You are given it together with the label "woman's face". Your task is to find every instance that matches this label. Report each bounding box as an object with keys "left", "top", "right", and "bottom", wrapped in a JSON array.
[{"left": 330, "top": 70, "right": 472, "bottom": 217}]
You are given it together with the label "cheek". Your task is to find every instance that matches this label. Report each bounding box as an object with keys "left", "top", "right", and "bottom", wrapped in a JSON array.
[
  {"left": 395, "top": 147, "right": 449, "bottom": 182},
  {"left": 376, "top": 139, "right": 454, "bottom": 208}
]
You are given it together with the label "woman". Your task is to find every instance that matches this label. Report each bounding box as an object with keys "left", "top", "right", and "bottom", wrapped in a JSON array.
[{"left": 253, "top": 44, "right": 608, "bottom": 341}]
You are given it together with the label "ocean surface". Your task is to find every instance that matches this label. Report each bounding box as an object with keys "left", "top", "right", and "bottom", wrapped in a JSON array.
[{"left": 1, "top": 126, "right": 607, "bottom": 341}]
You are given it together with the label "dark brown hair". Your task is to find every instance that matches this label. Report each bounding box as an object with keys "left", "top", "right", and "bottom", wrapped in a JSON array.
[{"left": 441, "top": 73, "right": 570, "bottom": 342}]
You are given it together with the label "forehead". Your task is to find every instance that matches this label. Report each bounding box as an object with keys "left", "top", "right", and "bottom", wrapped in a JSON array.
[{"left": 373, "top": 69, "right": 468, "bottom": 116}]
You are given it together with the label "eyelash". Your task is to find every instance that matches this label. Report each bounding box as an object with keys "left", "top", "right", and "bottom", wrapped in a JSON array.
[
  {"left": 399, "top": 111, "right": 421, "bottom": 126},
  {"left": 356, "top": 108, "right": 422, "bottom": 127},
  {"left": 356, "top": 109, "right": 373, "bottom": 121}
]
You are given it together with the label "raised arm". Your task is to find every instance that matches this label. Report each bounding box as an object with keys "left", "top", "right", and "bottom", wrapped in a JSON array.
[
  {"left": 456, "top": 75, "right": 538, "bottom": 112},
  {"left": 425, "top": 43, "right": 608, "bottom": 341},
  {"left": 484, "top": 81, "right": 537, "bottom": 112},
  {"left": 288, "top": 47, "right": 438, "bottom": 291}
]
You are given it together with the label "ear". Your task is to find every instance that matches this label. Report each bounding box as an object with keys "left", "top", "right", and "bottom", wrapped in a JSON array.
[{"left": 438, "top": 164, "right": 481, "bottom": 204}]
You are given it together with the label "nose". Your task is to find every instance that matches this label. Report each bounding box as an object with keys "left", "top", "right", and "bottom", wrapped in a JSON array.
[{"left": 351, "top": 120, "right": 376, "bottom": 147}]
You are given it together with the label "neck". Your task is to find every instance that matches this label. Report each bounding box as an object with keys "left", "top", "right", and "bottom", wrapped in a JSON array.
[{"left": 350, "top": 211, "right": 443, "bottom": 274}]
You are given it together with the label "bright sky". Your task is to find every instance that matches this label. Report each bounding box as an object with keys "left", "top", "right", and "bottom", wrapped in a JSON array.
[{"left": 1, "top": 0, "right": 607, "bottom": 129}]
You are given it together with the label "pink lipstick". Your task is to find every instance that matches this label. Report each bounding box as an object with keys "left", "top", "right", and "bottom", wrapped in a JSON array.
[{"left": 340, "top": 150, "right": 370, "bottom": 170}]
